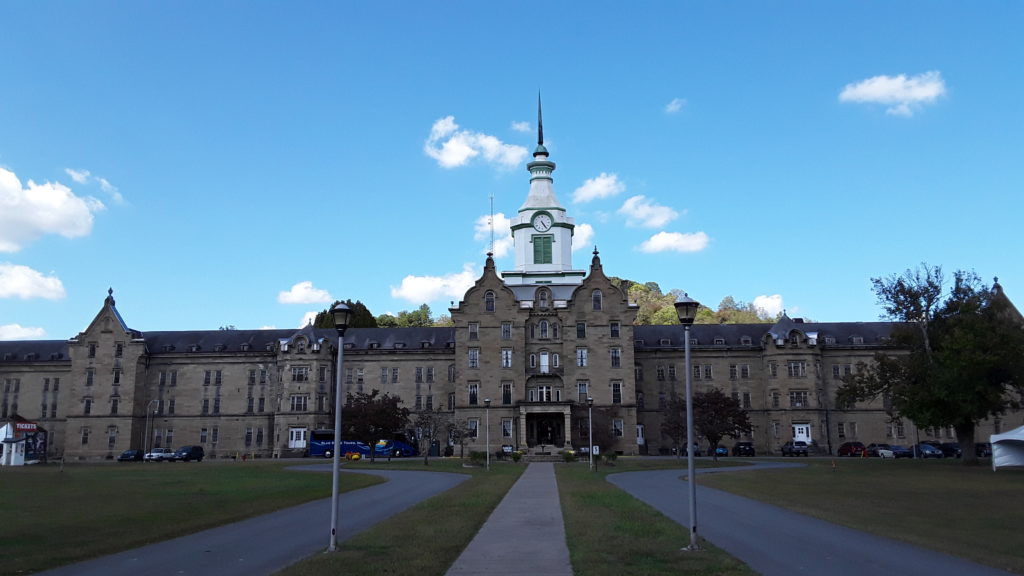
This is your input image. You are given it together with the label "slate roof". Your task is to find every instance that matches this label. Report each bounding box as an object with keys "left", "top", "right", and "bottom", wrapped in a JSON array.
[
  {"left": 0, "top": 340, "right": 70, "bottom": 362},
  {"left": 634, "top": 321, "right": 898, "bottom": 350}
]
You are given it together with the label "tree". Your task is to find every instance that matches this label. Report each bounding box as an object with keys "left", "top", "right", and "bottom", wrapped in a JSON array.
[
  {"left": 412, "top": 408, "right": 451, "bottom": 465},
  {"left": 313, "top": 300, "right": 377, "bottom": 329},
  {"left": 342, "top": 389, "right": 410, "bottom": 462},
  {"left": 662, "top": 390, "right": 753, "bottom": 460},
  {"left": 692, "top": 389, "right": 753, "bottom": 460},
  {"left": 447, "top": 419, "right": 476, "bottom": 459},
  {"left": 838, "top": 265, "right": 1024, "bottom": 465}
]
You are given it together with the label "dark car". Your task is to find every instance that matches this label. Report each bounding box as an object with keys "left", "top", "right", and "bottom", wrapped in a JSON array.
[
  {"left": 837, "top": 442, "right": 867, "bottom": 457},
  {"left": 732, "top": 441, "right": 756, "bottom": 456},
  {"left": 937, "top": 442, "right": 962, "bottom": 458},
  {"left": 117, "top": 449, "right": 143, "bottom": 462},
  {"left": 915, "top": 443, "right": 944, "bottom": 458},
  {"left": 975, "top": 442, "right": 992, "bottom": 458},
  {"left": 889, "top": 445, "right": 914, "bottom": 458},
  {"left": 781, "top": 441, "right": 809, "bottom": 457},
  {"left": 173, "top": 445, "right": 205, "bottom": 462}
]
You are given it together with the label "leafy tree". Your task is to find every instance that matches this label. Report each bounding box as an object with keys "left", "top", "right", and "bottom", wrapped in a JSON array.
[
  {"left": 662, "top": 390, "right": 753, "bottom": 460},
  {"left": 376, "top": 313, "right": 399, "bottom": 328},
  {"left": 342, "top": 389, "right": 409, "bottom": 462},
  {"left": 313, "top": 300, "right": 377, "bottom": 329},
  {"left": 447, "top": 419, "right": 476, "bottom": 459},
  {"left": 711, "top": 296, "right": 776, "bottom": 324},
  {"left": 692, "top": 389, "right": 753, "bottom": 460},
  {"left": 397, "top": 304, "right": 434, "bottom": 327},
  {"left": 434, "top": 314, "right": 455, "bottom": 327},
  {"left": 412, "top": 408, "right": 451, "bottom": 465},
  {"left": 838, "top": 265, "right": 1024, "bottom": 465}
]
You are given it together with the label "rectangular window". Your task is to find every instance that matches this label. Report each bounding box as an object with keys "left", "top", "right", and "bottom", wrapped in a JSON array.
[
  {"left": 448, "top": 392, "right": 455, "bottom": 411},
  {"left": 110, "top": 398, "right": 119, "bottom": 415},
  {"left": 112, "top": 369, "right": 121, "bottom": 385},
  {"left": 502, "top": 418, "right": 513, "bottom": 438},
  {"left": 247, "top": 396, "right": 254, "bottom": 413},
  {"left": 787, "top": 361, "right": 807, "bottom": 378},
  {"left": 612, "top": 381, "right": 622, "bottom": 404},
  {"left": 769, "top": 362, "right": 778, "bottom": 378},
  {"left": 81, "top": 427, "right": 89, "bottom": 445},
  {"left": 381, "top": 367, "right": 388, "bottom": 384},
  {"left": 610, "top": 322, "right": 620, "bottom": 338},
  {"left": 200, "top": 428, "right": 208, "bottom": 443},
  {"left": 426, "top": 396, "right": 433, "bottom": 410},
  {"left": 468, "top": 348, "right": 480, "bottom": 369},
  {"left": 290, "top": 395, "right": 308, "bottom": 411},
  {"left": 257, "top": 369, "right": 265, "bottom": 385},
  {"left": 692, "top": 364, "right": 701, "bottom": 380},
  {"left": 501, "top": 322, "right": 512, "bottom": 340},
  {"left": 416, "top": 367, "right": 423, "bottom": 383},
  {"left": 426, "top": 367, "right": 434, "bottom": 383},
  {"left": 742, "top": 392, "right": 751, "bottom": 409},
  {"left": 213, "top": 397, "right": 220, "bottom": 414},
  {"left": 533, "top": 235, "right": 553, "bottom": 264},
  {"left": 610, "top": 348, "right": 621, "bottom": 368},
  {"left": 576, "top": 322, "right": 586, "bottom": 338},
  {"left": 468, "top": 418, "right": 479, "bottom": 438},
  {"left": 86, "top": 369, "right": 94, "bottom": 387},
  {"left": 202, "top": 398, "right": 209, "bottom": 414},
  {"left": 256, "top": 428, "right": 264, "bottom": 447},
  {"left": 292, "top": 366, "right": 310, "bottom": 382},
  {"left": 578, "top": 380, "right": 589, "bottom": 403},
  {"left": 771, "top": 390, "right": 780, "bottom": 408},
  {"left": 248, "top": 370, "right": 256, "bottom": 385},
  {"left": 576, "top": 348, "right": 588, "bottom": 367},
  {"left": 88, "top": 343, "right": 96, "bottom": 358},
  {"left": 258, "top": 397, "right": 265, "bottom": 412},
  {"left": 392, "top": 368, "right": 400, "bottom": 383},
  {"left": 84, "top": 398, "right": 92, "bottom": 414},
  {"left": 215, "top": 370, "right": 222, "bottom": 385},
  {"left": 204, "top": 371, "right": 211, "bottom": 385},
  {"left": 741, "top": 364, "right": 750, "bottom": 379},
  {"left": 729, "top": 364, "right": 738, "bottom": 380},
  {"left": 838, "top": 422, "right": 846, "bottom": 439},
  {"left": 468, "top": 382, "right": 479, "bottom": 405},
  {"left": 502, "top": 382, "right": 512, "bottom": 405},
  {"left": 668, "top": 364, "right": 677, "bottom": 381},
  {"left": 319, "top": 365, "right": 328, "bottom": 382},
  {"left": 415, "top": 395, "right": 422, "bottom": 410},
  {"left": 501, "top": 348, "right": 513, "bottom": 368},
  {"left": 789, "top": 390, "right": 809, "bottom": 408},
  {"left": 115, "top": 342, "right": 124, "bottom": 357},
  {"left": 211, "top": 427, "right": 219, "bottom": 444},
  {"left": 704, "top": 365, "right": 713, "bottom": 379},
  {"left": 468, "top": 322, "right": 479, "bottom": 340},
  {"left": 612, "top": 418, "right": 624, "bottom": 437},
  {"left": 345, "top": 368, "right": 353, "bottom": 384}
]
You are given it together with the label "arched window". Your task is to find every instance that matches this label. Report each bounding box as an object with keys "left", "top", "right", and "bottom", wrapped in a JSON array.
[
  {"left": 538, "top": 289, "right": 549, "bottom": 309},
  {"left": 529, "top": 354, "right": 537, "bottom": 368},
  {"left": 552, "top": 353, "right": 560, "bottom": 368},
  {"left": 540, "top": 320, "right": 549, "bottom": 339},
  {"left": 592, "top": 289, "right": 603, "bottom": 311},
  {"left": 485, "top": 291, "right": 495, "bottom": 312}
]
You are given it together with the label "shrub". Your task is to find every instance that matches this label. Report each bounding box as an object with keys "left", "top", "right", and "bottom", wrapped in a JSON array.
[
  {"left": 469, "top": 451, "right": 486, "bottom": 466},
  {"left": 562, "top": 450, "right": 577, "bottom": 463},
  {"left": 603, "top": 452, "right": 618, "bottom": 465},
  {"left": 511, "top": 451, "right": 523, "bottom": 463}
]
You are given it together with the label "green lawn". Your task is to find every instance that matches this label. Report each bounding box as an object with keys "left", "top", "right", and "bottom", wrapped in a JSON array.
[
  {"left": 698, "top": 458, "right": 1024, "bottom": 574},
  {"left": 0, "top": 460, "right": 381, "bottom": 575},
  {"left": 558, "top": 459, "right": 756, "bottom": 576}
]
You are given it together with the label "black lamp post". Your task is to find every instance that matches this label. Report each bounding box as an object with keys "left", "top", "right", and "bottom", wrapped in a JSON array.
[
  {"left": 484, "top": 398, "right": 491, "bottom": 471},
  {"left": 674, "top": 293, "right": 700, "bottom": 551},
  {"left": 328, "top": 302, "right": 351, "bottom": 552},
  {"left": 587, "top": 396, "right": 594, "bottom": 471}
]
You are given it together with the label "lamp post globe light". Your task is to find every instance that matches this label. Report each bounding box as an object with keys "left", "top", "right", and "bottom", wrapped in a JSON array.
[
  {"left": 328, "top": 302, "right": 351, "bottom": 552},
  {"left": 674, "top": 293, "right": 700, "bottom": 551},
  {"left": 484, "top": 398, "right": 491, "bottom": 471},
  {"left": 587, "top": 396, "right": 594, "bottom": 471}
]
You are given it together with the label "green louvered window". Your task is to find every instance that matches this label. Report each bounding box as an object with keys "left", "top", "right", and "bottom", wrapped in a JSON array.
[{"left": 533, "top": 235, "right": 553, "bottom": 264}]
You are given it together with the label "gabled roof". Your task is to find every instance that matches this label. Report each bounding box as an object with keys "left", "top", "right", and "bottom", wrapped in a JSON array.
[{"left": 0, "top": 340, "right": 70, "bottom": 362}]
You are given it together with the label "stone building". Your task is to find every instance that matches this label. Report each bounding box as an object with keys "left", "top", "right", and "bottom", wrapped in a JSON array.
[{"left": 1, "top": 119, "right": 1020, "bottom": 461}]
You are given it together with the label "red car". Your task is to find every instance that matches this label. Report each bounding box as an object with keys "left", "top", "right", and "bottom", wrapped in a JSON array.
[{"left": 837, "top": 442, "right": 867, "bottom": 457}]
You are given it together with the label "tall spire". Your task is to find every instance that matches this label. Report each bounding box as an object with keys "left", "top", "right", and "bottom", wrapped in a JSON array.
[{"left": 537, "top": 92, "right": 544, "bottom": 147}]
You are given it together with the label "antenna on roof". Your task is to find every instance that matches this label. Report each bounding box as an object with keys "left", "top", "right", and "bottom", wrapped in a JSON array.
[{"left": 537, "top": 91, "right": 544, "bottom": 146}]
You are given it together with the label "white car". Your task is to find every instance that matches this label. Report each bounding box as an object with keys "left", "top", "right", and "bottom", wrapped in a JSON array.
[{"left": 144, "top": 447, "right": 174, "bottom": 462}]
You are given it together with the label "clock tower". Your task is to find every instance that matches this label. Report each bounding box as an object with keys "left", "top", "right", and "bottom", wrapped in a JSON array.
[{"left": 503, "top": 100, "right": 585, "bottom": 286}]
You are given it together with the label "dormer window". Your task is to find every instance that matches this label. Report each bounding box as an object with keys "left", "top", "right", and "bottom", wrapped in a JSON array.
[
  {"left": 824, "top": 336, "right": 836, "bottom": 345},
  {"left": 537, "top": 289, "right": 550, "bottom": 309},
  {"left": 240, "top": 343, "right": 251, "bottom": 351},
  {"left": 790, "top": 333, "right": 800, "bottom": 346},
  {"left": 851, "top": 336, "right": 864, "bottom": 345},
  {"left": 659, "top": 338, "right": 672, "bottom": 346},
  {"left": 714, "top": 337, "right": 726, "bottom": 345},
  {"left": 740, "top": 336, "right": 752, "bottom": 346}
]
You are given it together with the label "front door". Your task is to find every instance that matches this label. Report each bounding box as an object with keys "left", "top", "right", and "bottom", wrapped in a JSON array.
[
  {"left": 288, "top": 427, "right": 308, "bottom": 449},
  {"left": 526, "top": 414, "right": 564, "bottom": 447},
  {"left": 792, "top": 423, "right": 811, "bottom": 442}
]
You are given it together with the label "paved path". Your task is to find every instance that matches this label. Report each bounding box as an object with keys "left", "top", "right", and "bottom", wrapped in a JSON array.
[
  {"left": 39, "top": 466, "right": 467, "bottom": 576},
  {"left": 609, "top": 462, "right": 1014, "bottom": 576},
  {"left": 446, "top": 462, "right": 572, "bottom": 576}
]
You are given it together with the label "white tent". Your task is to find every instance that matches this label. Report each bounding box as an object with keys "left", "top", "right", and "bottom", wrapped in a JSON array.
[{"left": 991, "top": 425, "right": 1024, "bottom": 471}]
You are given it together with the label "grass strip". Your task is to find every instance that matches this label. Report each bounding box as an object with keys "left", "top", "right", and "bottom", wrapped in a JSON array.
[
  {"left": 0, "top": 461, "right": 380, "bottom": 575},
  {"left": 558, "top": 458, "right": 756, "bottom": 576},
  {"left": 698, "top": 458, "right": 1024, "bottom": 574},
  {"left": 279, "top": 459, "right": 524, "bottom": 576}
]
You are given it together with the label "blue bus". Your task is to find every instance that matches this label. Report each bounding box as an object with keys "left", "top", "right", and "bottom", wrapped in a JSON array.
[{"left": 308, "top": 430, "right": 369, "bottom": 458}]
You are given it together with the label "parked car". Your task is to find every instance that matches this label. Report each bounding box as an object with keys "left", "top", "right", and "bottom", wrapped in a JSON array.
[
  {"left": 837, "top": 442, "right": 867, "bottom": 457},
  {"left": 781, "top": 441, "right": 809, "bottom": 457},
  {"left": 144, "top": 447, "right": 175, "bottom": 462},
  {"left": 889, "top": 445, "right": 914, "bottom": 458},
  {"left": 938, "top": 442, "right": 962, "bottom": 458},
  {"left": 117, "top": 449, "right": 144, "bottom": 462},
  {"left": 915, "top": 443, "right": 944, "bottom": 458},
  {"left": 732, "top": 441, "right": 756, "bottom": 456},
  {"left": 975, "top": 442, "right": 993, "bottom": 458},
  {"left": 173, "top": 445, "right": 205, "bottom": 462},
  {"left": 713, "top": 445, "right": 729, "bottom": 457},
  {"left": 866, "top": 443, "right": 894, "bottom": 458}
]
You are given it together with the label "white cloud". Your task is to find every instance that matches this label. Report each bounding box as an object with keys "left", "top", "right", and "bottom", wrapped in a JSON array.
[
  {"left": 65, "top": 168, "right": 123, "bottom": 204},
  {"left": 753, "top": 294, "right": 784, "bottom": 317},
  {"left": 637, "top": 231, "right": 709, "bottom": 253},
  {"left": 573, "top": 173, "right": 625, "bottom": 203},
  {"left": 839, "top": 71, "right": 946, "bottom": 116},
  {"left": 474, "top": 212, "right": 514, "bottom": 258},
  {"left": 572, "top": 223, "right": 595, "bottom": 252},
  {"left": 617, "top": 195, "right": 679, "bottom": 228},
  {"left": 277, "top": 281, "right": 333, "bottom": 304},
  {"left": 0, "top": 323, "right": 46, "bottom": 340},
  {"left": 511, "top": 121, "right": 531, "bottom": 133},
  {"left": 424, "top": 116, "right": 528, "bottom": 169},
  {"left": 391, "top": 263, "right": 478, "bottom": 304},
  {"left": 298, "top": 311, "right": 318, "bottom": 327},
  {"left": 0, "top": 263, "right": 66, "bottom": 299},
  {"left": 665, "top": 98, "right": 687, "bottom": 114},
  {"left": 0, "top": 168, "right": 105, "bottom": 252}
]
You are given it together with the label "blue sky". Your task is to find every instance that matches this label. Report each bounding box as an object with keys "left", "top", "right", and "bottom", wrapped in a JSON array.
[{"left": 2, "top": 3, "right": 1022, "bottom": 339}]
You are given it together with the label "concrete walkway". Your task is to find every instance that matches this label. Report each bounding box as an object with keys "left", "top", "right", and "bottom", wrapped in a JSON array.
[{"left": 446, "top": 462, "right": 573, "bottom": 576}]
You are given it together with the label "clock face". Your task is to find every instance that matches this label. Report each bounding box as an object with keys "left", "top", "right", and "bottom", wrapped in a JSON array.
[{"left": 533, "top": 213, "right": 553, "bottom": 232}]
